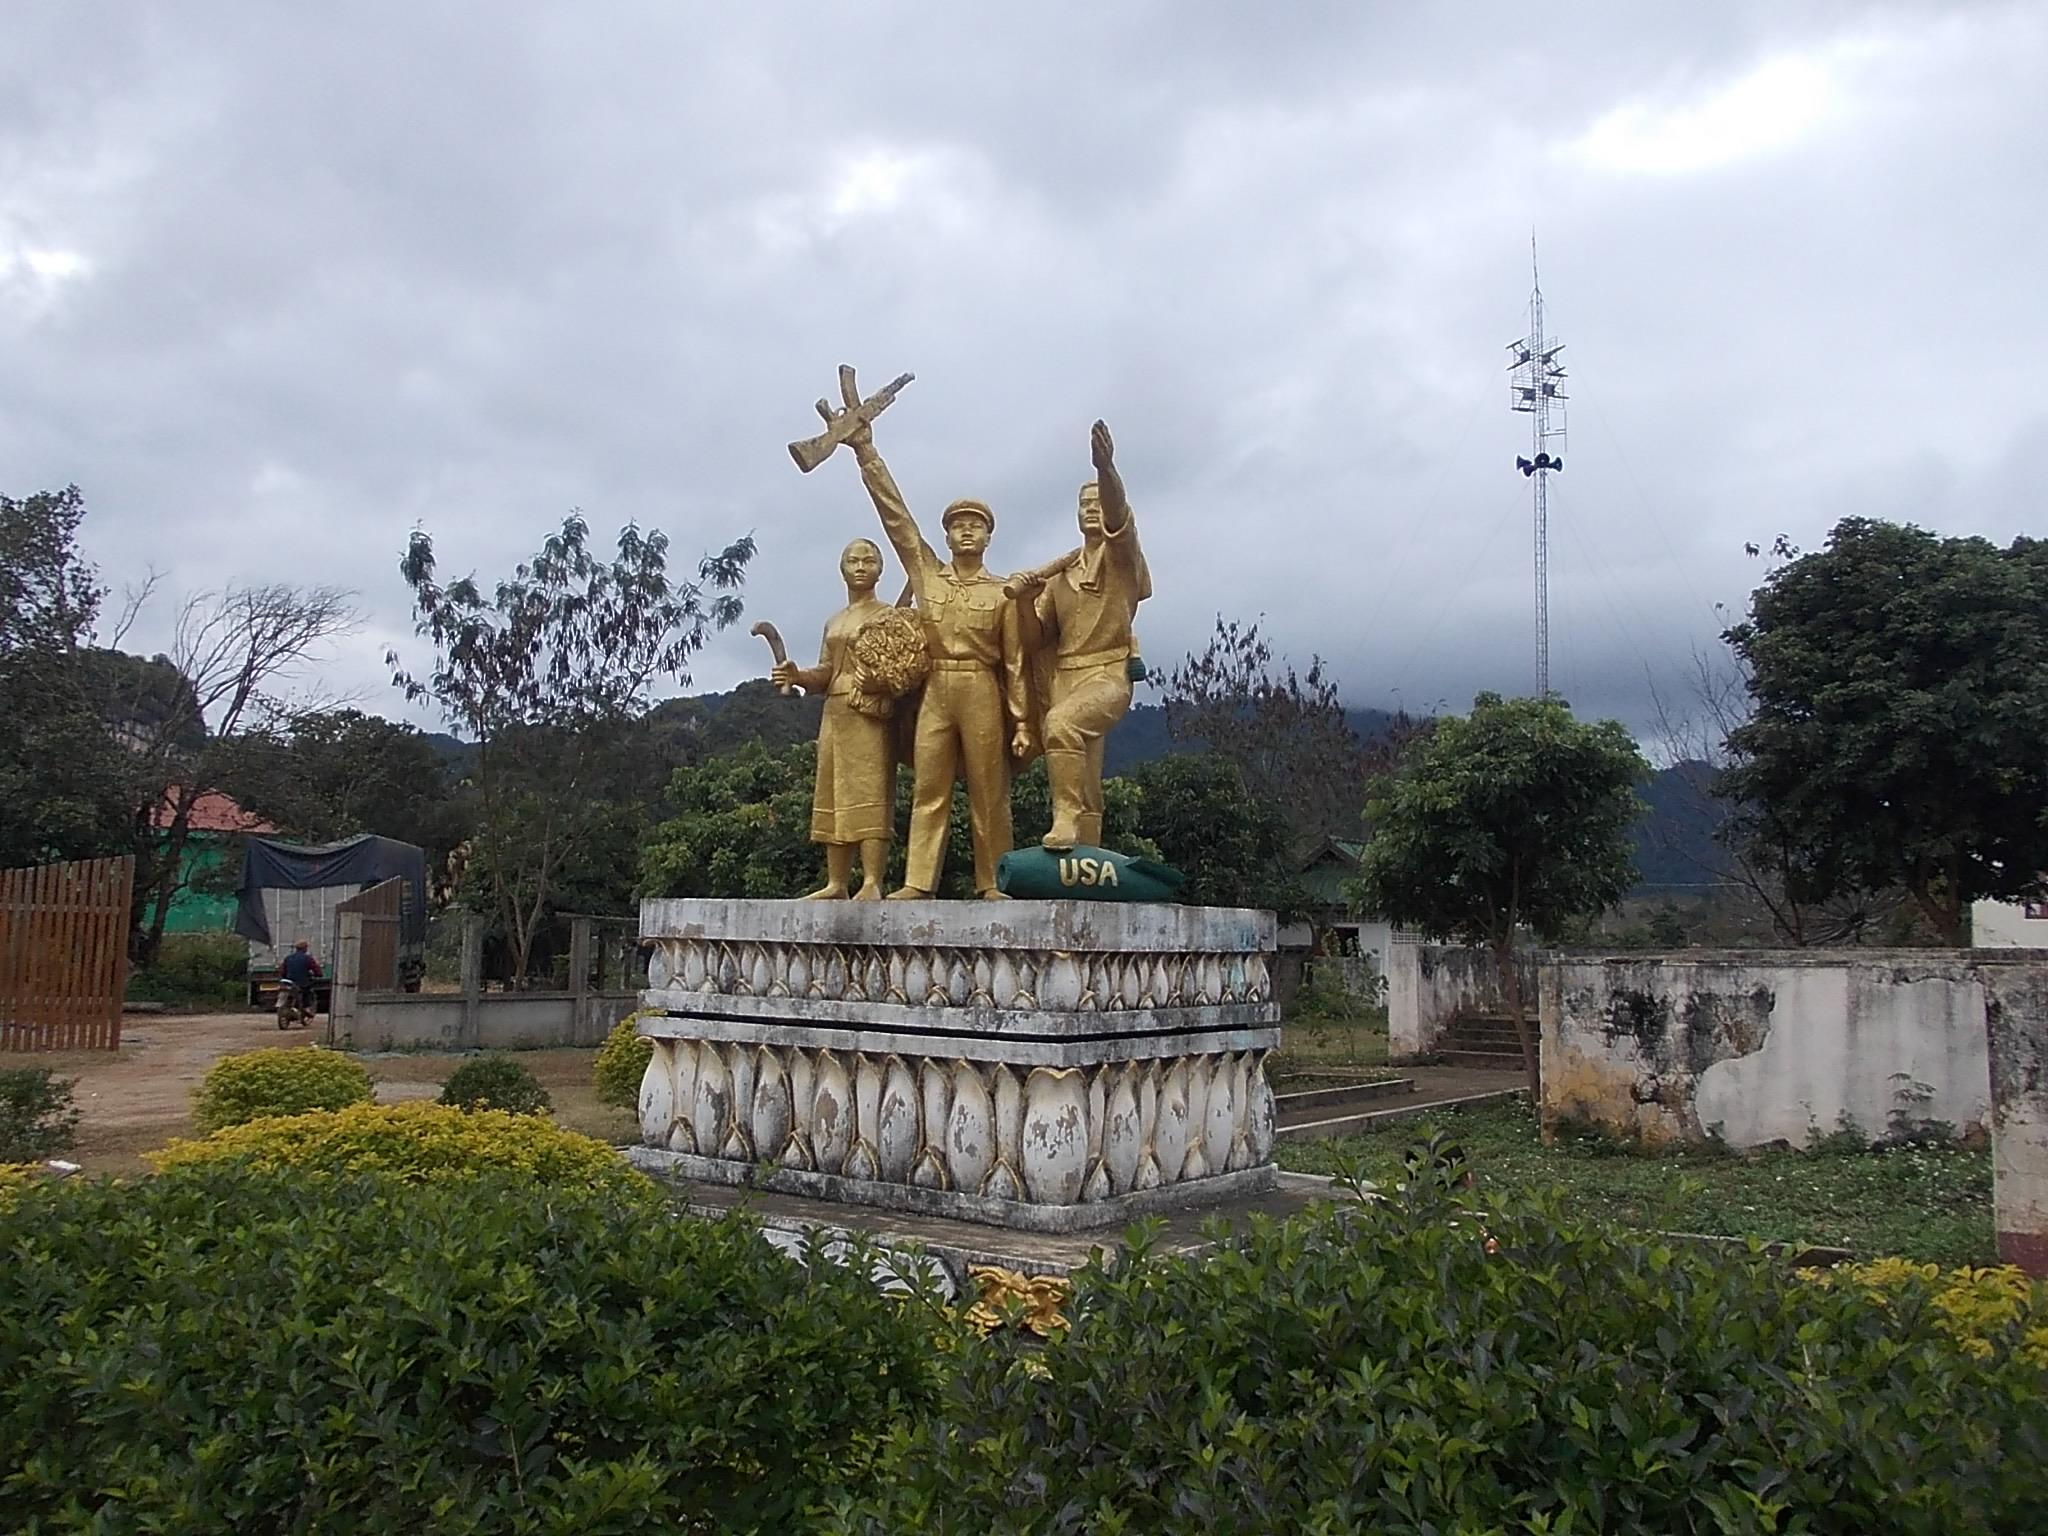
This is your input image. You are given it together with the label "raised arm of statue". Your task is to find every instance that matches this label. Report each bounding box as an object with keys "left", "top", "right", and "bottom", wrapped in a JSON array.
[
  {"left": 1090, "top": 420, "right": 1130, "bottom": 535},
  {"left": 852, "top": 440, "right": 939, "bottom": 597}
]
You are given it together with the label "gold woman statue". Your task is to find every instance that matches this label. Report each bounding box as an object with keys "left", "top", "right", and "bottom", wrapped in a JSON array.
[
  {"left": 770, "top": 538, "right": 897, "bottom": 899},
  {"left": 1011, "top": 420, "right": 1150, "bottom": 850}
]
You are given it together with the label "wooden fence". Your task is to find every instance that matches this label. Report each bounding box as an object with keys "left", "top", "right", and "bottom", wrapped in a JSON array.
[
  {"left": 0, "top": 856, "right": 135, "bottom": 1051},
  {"left": 336, "top": 878, "right": 403, "bottom": 992}
]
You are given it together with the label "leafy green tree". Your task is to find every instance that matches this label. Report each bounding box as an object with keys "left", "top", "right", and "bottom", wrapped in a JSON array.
[
  {"left": 640, "top": 741, "right": 819, "bottom": 900},
  {"left": 0, "top": 488, "right": 132, "bottom": 867},
  {"left": 393, "top": 514, "right": 752, "bottom": 982},
  {"left": 1721, "top": 518, "right": 2048, "bottom": 944},
  {"left": 223, "top": 707, "right": 473, "bottom": 871},
  {"left": 1355, "top": 692, "right": 1647, "bottom": 1093},
  {"left": 1124, "top": 752, "right": 1299, "bottom": 913}
]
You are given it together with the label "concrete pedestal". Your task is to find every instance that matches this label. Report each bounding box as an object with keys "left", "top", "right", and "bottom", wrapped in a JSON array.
[{"left": 635, "top": 898, "right": 1281, "bottom": 1232}]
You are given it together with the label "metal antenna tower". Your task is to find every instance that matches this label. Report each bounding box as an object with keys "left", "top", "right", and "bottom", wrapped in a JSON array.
[{"left": 1507, "top": 235, "right": 1567, "bottom": 697}]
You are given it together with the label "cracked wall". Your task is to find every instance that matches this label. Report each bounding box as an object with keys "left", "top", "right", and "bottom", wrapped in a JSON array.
[{"left": 1540, "top": 953, "right": 1994, "bottom": 1149}]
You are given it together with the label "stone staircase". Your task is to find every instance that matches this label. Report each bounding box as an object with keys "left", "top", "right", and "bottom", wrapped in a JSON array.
[{"left": 1436, "top": 1013, "right": 1529, "bottom": 1072}]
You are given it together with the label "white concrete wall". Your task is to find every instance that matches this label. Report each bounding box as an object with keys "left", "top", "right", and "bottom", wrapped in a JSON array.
[
  {"left": 1386, "top": 937, "right": 1536, "bottom": 1059},
  {"left": 1973, "top": 898, "right": 2048, "bottom": 948},
  {"left": 1541, "top": 951, "right": 1997, "bottom": 1148},
  {"left": 353, "top": 991, "right": 635, "bottom": 1051}
]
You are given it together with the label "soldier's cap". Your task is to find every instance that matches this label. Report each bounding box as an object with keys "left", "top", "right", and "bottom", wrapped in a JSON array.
[{"left": 941, "top": 498, "right": 995, "bottom": 533}]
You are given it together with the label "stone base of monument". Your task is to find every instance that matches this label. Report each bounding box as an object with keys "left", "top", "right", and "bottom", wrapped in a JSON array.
[
  {"left": 633, "top": 897, "right": 1282, "bottom": 1234},
  {"left": 631, "top": 1167, "right": 1349, "bottom": 1302}
]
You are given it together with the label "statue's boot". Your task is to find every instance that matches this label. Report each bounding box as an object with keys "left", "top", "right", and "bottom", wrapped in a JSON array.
[{"left": 1041, "top": 749, "right": 1087, "bottom": 850}]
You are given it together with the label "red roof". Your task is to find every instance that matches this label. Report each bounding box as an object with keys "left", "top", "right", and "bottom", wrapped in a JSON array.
[{"left": 152, "top": 791, "right": 276, "bottom": 834}]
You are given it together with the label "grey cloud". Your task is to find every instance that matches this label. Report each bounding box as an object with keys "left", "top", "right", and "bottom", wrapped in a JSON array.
[{"left": 1, "top": 1, "right": 2040, "bottom": 742}]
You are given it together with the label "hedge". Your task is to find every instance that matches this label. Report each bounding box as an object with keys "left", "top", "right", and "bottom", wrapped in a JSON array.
[
  {"left": 149, "top": 1101, "right": 646, "bottom": 1196},
  {"left": 191, "top": 1047, "right": 373, "bottom": 1133},
  {"left": 437, "top": 1054, "right": 552, "bottom": 1115},
  {"left": 0, "top": 1167, "right": 951, "bottom": 1533},
  {"left": 593, "top": 1015, "right": 654, "bottom": 1111},
  {"left": 829, "top": 1177, "right": 2048, "bottom": 1535}
]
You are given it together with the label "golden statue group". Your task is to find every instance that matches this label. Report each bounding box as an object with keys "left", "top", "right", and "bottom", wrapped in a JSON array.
[{"left": 766, "top": 366, "right": 1151, "bottom": 902}]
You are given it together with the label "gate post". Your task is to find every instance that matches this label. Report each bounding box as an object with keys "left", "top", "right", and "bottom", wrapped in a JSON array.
[
  {"left": 568, "top": 917, "right": 594, "bottom": 1043},
  {"left": 461, "top": 913, "right": 484, "bottom": 1050},
  {"left": 331, "top": 911, "right": 363, "bottom": 1049}
]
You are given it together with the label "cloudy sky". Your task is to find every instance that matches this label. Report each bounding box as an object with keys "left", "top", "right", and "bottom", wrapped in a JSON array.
[{"left": 4, "top": 2, "right": 2042, "bottom": 744}]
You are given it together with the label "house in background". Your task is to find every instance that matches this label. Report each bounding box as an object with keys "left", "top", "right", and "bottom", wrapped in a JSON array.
[
  {"left": 1278, "top": 836, "right": 1395, "bottom": 1000},
  {"left": 1972, "top": 895, "right": 2048, "bottom": 948},
  {"left": 151, "top": 790, "right": 275, "bottom": 933}
]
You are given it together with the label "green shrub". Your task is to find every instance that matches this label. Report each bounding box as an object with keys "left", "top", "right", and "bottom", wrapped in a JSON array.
[
  {"left": 831, "top": 1179, "right": 2048, "bottom": 1535},
  {"left": 438, "top": 1054, "right": 552, "bottom": 1115},
  {"left": 0, "top": 1068, "right": 77, "bottom": 1163},
  {"left": 125, "top": 930, "right": 249, "bottom": 1006},
  {"left": 149, "top": 1101, "right": 645, "bottom": 1196},
  {"left": 190, "top": 1047, "right": 373, "bottom": 1133},
  {"left": 0, "top": 1166, "right": 951, "bottom": 1531},
  {"left": 593, "top": 1014, "right": 654, "bottom": 1110}
]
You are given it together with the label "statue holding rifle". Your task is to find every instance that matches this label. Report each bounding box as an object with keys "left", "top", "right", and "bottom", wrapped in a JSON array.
[{"left": 794, "top": 367, "right": 1033, "bottom": 901}]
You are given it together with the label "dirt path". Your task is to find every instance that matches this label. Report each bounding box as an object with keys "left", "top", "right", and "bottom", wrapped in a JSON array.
[{"left": 37, "top": 1011, "right": 633, "bottom": 1174}]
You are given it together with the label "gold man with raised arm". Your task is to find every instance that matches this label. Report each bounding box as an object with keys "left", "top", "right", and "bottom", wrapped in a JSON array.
[
  {"left": 814, "top": 371, "right": 1033, "bottom": 899},
  {"left": 1010, "top": 421, "right": 1150, "bottom": 850}
]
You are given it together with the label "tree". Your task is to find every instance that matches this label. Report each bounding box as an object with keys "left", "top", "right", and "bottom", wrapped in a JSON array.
[
  {"left": 1720, "top": 518, "right": 2048, "bottom": 944},
  {"left": 1354, "top": 693, "right": 1648, "bottom": 1096},
  {"left": 0, "top": 488, "right": 133, "bottom": 867},
  {"left": 393, "top": 514, "right": 753, "bottom": 983},
  {"left": 1161, "top": 616, "right": 1424, "bottom": 848},
  {"left": 1648, "top": 641, "right": 1913, "bottom": 946},
  {"left": 122, "top": 585, "right": 359, "bottom": 964},
  {"left": 1124, "top": 753, "right": 1300, "bottom": 914},
  {"left": 640, "top": 742, "right": 821, "bottom": 900},
  {"left": 222, "top": 707, "right": 473, "bottom": 873}
]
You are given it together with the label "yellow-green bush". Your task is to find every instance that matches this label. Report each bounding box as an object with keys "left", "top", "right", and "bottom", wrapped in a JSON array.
[
  {"left": 191, "top": 1048, "right": 373, "bottom": 1133},
  {"left": 1815, "top": 1256, "right": 2048, "bottom": 1367},
  {"left": 150, "top": 1100, "right": 649, "bottom": 1196},
  {"left": 593, "top": 1013, "right": 654, "bottom": 1109}
]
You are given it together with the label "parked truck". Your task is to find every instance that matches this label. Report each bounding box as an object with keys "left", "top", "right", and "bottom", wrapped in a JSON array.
[{"left": 233, "top": 834, "right": 429, "bottom": 1012}]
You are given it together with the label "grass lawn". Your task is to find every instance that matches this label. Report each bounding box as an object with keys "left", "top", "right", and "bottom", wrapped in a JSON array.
[
  {"left": 1278, "top": 1097, "right": 1996, "bottom": 1268},
  {"left": 1270, "top": 994, "right": 1390, "bottom": 1083}
]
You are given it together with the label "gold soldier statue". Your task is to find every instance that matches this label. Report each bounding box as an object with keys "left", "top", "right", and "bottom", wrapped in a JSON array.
[
  {"left": 805, "top": 369, "right": 1033, "bottom": 899},
  {"left": 1009, "top": 420, "right": 1150, "bottom": 850}
]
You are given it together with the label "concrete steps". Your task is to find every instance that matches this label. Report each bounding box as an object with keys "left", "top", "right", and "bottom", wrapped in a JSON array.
[
  {"left": 1436, "top": 1013, "right": 1529, "bottom": 1072},
  {"left": 1437, "top": 1048, "right": 1525, "bottom": 1071}
]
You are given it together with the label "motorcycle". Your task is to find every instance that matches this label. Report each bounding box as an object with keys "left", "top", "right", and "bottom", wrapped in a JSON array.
[{"left": 275, "top": 980, "right": 311, "bottom": 1031}]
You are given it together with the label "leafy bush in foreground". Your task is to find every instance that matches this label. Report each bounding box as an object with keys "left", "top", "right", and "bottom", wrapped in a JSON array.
[
  {"left": 191, "top": 1047, "right": 372, "bottom": 1132},
  {"left": 0, "top": 1167, "right": 950, "bottom": 1532},
  {"left": 593, "top": 1014, "right": 654, "bottom": 1110},
  {"left": 0, "top": 1067, "right": 77, "bottom": 1163},
  {"left": 832, "top": 1179, "right": 2048, "bottom": 1535},
  {"left": 437, "top": 1054, "right": 552, "bottom": 1115},
  {"left": 149, "top": 1101, "right": 646, "bottom": 1196}
]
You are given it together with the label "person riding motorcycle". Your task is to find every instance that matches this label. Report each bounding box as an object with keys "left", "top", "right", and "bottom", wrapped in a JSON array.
[{"left": 277, "top": 939, "right": 322, "bottom": 1028}]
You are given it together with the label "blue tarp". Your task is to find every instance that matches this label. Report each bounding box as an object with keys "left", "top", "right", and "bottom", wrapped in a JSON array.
[{"left": 234, "top": 833, "right": 428, "bottom": 948}]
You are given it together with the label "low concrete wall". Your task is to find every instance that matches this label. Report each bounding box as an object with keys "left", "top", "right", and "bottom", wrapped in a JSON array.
[
  {"left": 1386, "top": 938, "right": 1538, "bottom": 1059},
  {"left": 354, "top": 990, "right": 635, "bottom": 1051},
  {"left": 1539, "top": 950, "right": 2017, "bottom": 1149}
]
